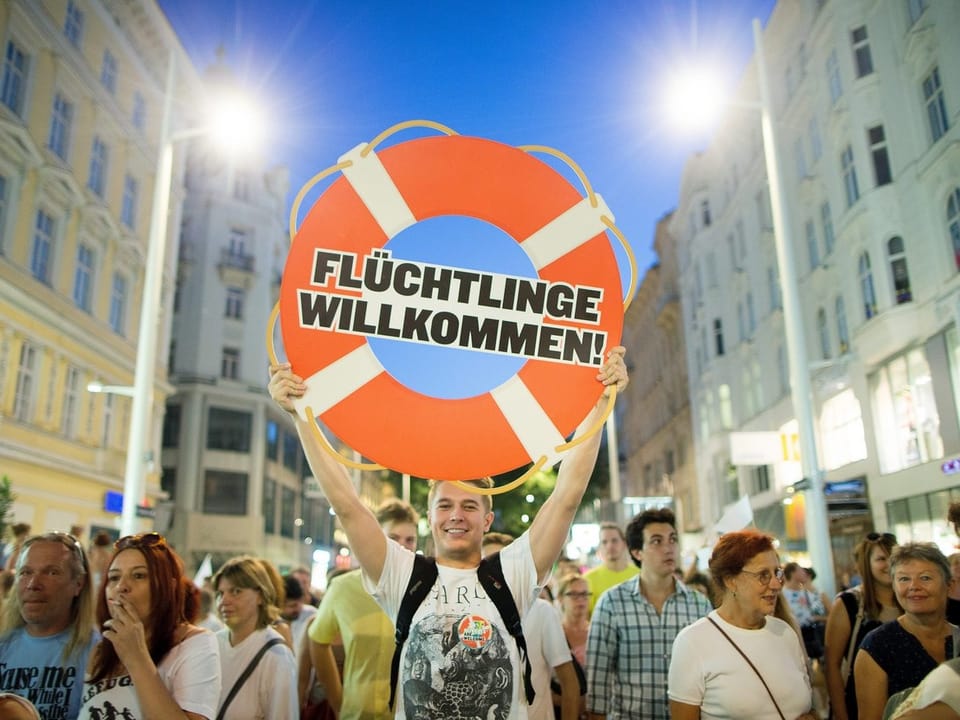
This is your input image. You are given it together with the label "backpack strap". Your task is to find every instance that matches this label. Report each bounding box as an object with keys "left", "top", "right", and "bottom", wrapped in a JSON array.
[
  {"left": 478, "top": 552, "right": 535, "bottom": 706},
  {"left": 389, "top": 554, "right": 438, "bottom": 710},
  {"left": 216, "top": 637, "right": 284, "bottom": 720}
]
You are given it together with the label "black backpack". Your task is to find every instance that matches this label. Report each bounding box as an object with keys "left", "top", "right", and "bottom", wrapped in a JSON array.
[{"left": 388, "top": 551, "right": 535, "bottom": 709}]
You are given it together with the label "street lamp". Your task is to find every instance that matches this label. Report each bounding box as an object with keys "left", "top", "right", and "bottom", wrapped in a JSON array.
[
  {"left": 120, "top": 56, "right": 261, "bottom": 537},
  {"left": 87, "top": 382, "right": 135, "bottom": 397},
  {"left": 666, "top": 20, "right": 835, "bottom": 596}
]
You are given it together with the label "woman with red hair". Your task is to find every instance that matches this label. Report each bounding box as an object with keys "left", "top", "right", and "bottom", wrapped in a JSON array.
[
  {"left": 78, "top": 533, "right": 221, "bottom": 719},
  {"left": 669, "top": 529, "right": 817, "bottom": 720}
]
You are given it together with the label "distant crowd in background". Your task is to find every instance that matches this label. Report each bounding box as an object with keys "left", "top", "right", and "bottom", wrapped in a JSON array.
[{"left": 0, "top": 497, "right": 957, "bottom": 720}]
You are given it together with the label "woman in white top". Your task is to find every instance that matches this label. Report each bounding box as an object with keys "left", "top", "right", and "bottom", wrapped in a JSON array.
[
  {"left": 668, "top": 528, "right": 817, "bottom": 720},
  {"left": 213, "top": 556, "right": 298, "bottom": 720},
  {"left": 79, "top": 532, "right": 221, "bottom": 719}
]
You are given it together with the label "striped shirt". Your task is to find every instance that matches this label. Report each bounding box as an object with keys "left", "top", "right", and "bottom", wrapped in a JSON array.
[{"left": 586, "top": 577, "right": 712, "bottom": 719}]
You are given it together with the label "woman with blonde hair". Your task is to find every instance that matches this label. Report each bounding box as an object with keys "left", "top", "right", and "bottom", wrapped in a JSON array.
[
  {"left": 79, "top": 532, "right": 220, "bottom": 718},
  {"left": 213, "top": 556, "right": 297, "bottom": 719},
  {"left": 824, "top": 532, "right": 901, "bottom": 720}
]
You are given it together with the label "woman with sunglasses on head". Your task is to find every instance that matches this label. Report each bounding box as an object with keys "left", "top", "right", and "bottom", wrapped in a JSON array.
[
  {"left": 823, "top": 532, "right": 902, "bottom": 720},
  {"left": 78, "top": 533, "right": 221, "bottom": 719},
  {"left": 854, "top": 543, "right": 957, "bottom": 720},
  {"left": 669, "top": 529, "right": 817, "bottom": 720},
  {"left": 213, "top": 556, "right": 297, "bottom": 720}
]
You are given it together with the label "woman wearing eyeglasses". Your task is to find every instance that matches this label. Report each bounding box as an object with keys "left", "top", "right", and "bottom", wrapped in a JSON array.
[
  {"left": 79, "top": 532, "right": 221, "bottom": 719},
  {"left": 558, "top": 573, "right": 591, "bottom": 670},
  {"left": 669, "top": 529, "right": 817, "bottom": 720},
  {"left": 822, "top": 532, "right": 901, "bottom": 720},
  {"left": 854, "top": 543, "right": 957, "bottom": 720}
]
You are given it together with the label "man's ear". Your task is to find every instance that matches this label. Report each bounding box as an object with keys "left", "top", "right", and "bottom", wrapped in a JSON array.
[
  {"left": 630, "top": 548, "right": 643, "bottom": 565},
  {"left": 483, "top": 511, "right": 494, "bottom": 532}
]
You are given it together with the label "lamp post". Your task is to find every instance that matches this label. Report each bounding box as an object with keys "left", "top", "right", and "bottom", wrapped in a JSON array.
[
  {"left": 752, "top": 18, "right": 835, "bottom": 597},
  {"left": 120, "top": 55, "right": 259, "bottom": 537}
]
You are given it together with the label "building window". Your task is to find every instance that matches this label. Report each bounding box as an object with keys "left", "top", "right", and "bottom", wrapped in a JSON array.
[
  {"left": 821, "top": 202, "right": 835, "bottom": 256},
  {"left": 31, "top": 210, "right": 55, "bottom": 284},
  {"left": 777, "top": 343, "right": 788, "bottom": 397},
  {"left": 263, "top": 478, "right": 276, "bottom": 534},
  {"left": 836, "top": 295, "right": 850, "bottom": 354},
  {"left": 755, "top": 188, "right": 771, "bottom": 230},
  {"left": 752, "top": 465, "right": 771, "bottom": 494},
  {"left": 203, "top": 470, "right": 248, "bottom": 515},
  {"left": 109, "top": 272, "right": 127, "bottom": 334},
  {"left": 225, "top": 286, "right": 244, "bottom": 319},
  {"left": 280, "top": 487, "right": 296, "bottom": 537},
  {"left": 13, "top": 342, "right": 37, "bottom": 422},
  {"left": 87, "top": 137, "right": 108, "bottom": 198},
  {"left": 841, "top": 145, "right": 860, "bottom": 207},
  {"left": 794, "top": 138, "right": 807, "bottom": 179},
  {"left": 737, "top": 302, "right": 745, "bottom": 343},
  {"left": 851, "top": 26, "right": 874, "bottom": 78},
  {"left": 234, "top": 172, "right": 251, "bottom": 202},
  {"left": 827, "top": 50, "right": 843, "bottom": 105},
  {"left": 701, "top": 200, "right": 711, "bottom": 227},
  {"left": 132, "top": 91, "right": 146, "bottom": 131},
  {"left": 0, "top": 174, "right": 8, "bottom": 254},
  {"left": 806, "top": 220, "right": 820, "bottom": 270},
  {"left": 162, "top": 404, "right": 180, "bottom": 448},
  {"left": 868, "top": 125, "right": 892, "bottom": 186},
  {"left": 221, "top": 347, "right": 240, "bottom": 379},
  {"left": 767, "top": 264, "right": 782, "bottom": 311},
  {"left": 923, "top": 67, "right": 949, "bottom": 143},
  {"left": 72, "top": 243, "right": 94, "bottom": 311},
  {"left": 1, "top": 41, "right": 28, "bottom": 116},
  {"left": 121, "top": 175, "right": 138, "bottom": 228},
  {"left": 871, "top": 348, "right": 943, "bottom": 474},
  {"left": 101, "top": 393, "right": 114, "bottom": 448},
  {"left": 100, "top": 50, "right": 117, "bottom": 94},
  {"left": 949, "top": 188, "right": 960, "bottom": 272},
  {"left": 817, "top": 307, "right": 831, "bottom": 360},
  {"left": 907, "top": 0, "right": 927, "bottom": 24},
  {"left": 266, "top": 419, "right": 279, "bottom": 460},
  {"left": 713, "top": 318, "right": 724, "bottom": 357},
  {"left": 64, "top": 1, "right": 84, "bottom": 46},
  {"left": 859, "top": 252, "right": 877, "bottom": 319},
  {"left": 746, "top": 291, "right": 756, "bottom": 337},
  {"left": 48, "top": 93, "right": 74, "bottom": 161},
  {"left": 887, "top": 236, "right": 912, "bottom": 304},
  {"left": 820, "top": 389, "right": 868, "bottom": 471},
  {"left": 61, "top": 366, "right": 80, "bottom": 438},
  {"left": 283, "top": 432, "right": 300, "bottom": 472},
  {"left": 809, "top": 116, "right": 822, "bottom": 161},
  {"left": 206, "top": 407, "right": 251, "bottom": 452}
]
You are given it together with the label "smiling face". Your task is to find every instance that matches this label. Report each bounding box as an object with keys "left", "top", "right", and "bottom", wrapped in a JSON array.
[
  {"left": 869, "top": 543, "right": 893, "bottom": 586},
  {"left": 105, "top": 549, "right": 152, "bottom": 626},
  {"left": 16, "top": 540, "right": 83, "bottom": 637},
  {"left": 428, "top": 482, "right": 493, "bottom": 565},
  {"left": 892, "top": 558, "right": 948, "bottom": 618}
]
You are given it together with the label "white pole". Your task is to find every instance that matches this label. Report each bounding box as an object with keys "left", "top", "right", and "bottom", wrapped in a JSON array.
[
  {"left": 606, "top": 412, "right": 621, "bottom": 523},
  {"left": 753, "top": 19, "right": 835, "bottom": 597},
  {"left": 121, "top": 55, "right": 176, "bottom": 537}
]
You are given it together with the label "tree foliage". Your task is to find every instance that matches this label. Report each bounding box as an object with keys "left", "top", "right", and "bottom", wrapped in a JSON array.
[{"left": 0, "top": 475, "right": 15, "bottom": 540}]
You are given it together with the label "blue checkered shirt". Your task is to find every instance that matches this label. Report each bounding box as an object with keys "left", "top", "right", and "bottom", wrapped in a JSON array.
[{"left": 586, "top": 577, "right": 712, "bottom": 719}]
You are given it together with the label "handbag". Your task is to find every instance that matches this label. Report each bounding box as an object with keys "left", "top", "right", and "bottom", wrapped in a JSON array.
[
  {"left": 708, "top": 616, "right": 788, "bottom": 720},
  {"left": 216, "top": 637, "right": 284, "bottom": 720},
  {"left": 839, "top": 589, "right": 865, "bottom": 686}
]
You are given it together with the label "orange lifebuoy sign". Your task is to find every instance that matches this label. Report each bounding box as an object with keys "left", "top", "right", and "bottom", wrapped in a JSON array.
[{"left": 279, "top": 126, "right": 626, "bottom": 481}]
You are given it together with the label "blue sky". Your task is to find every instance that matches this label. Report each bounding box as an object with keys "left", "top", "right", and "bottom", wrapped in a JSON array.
[{"left": 159, "top": 0, "right": 776, "bottom": 287}]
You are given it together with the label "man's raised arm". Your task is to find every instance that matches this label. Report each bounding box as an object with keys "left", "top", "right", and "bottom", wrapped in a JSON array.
[
  {"left": 528, "top": 347, "right": 628, "bottom": 580},
  {"left": 269, "top": 363, "right": 388, "bottom": 582}
]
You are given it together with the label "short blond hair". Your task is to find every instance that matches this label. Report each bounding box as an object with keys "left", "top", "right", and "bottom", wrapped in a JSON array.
[{"left": 427, "top": 477, "right": 494, "bottom": 513}]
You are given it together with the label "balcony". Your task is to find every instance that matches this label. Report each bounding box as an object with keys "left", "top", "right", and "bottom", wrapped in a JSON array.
[{"left": 218, "top": 248, "right": 256, "bottom": 288}]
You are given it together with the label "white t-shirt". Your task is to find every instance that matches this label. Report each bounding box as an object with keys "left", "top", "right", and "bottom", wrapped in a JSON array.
[
  {"left": 78, "top": 630, "right": 220, "bottom": 719},
  {"left": 365, "top": 532, "right": 540, "bottom": 720},
  {"left": 216, "top": 625, "right": 298, "bottom": 720},
  {"left": 912, "top": 659, "right": 960, "bottom": 712},
  {"left": 526, "top": 598, "right": 574, "bottom": 720},
  {"left": 669, "top": 610, "right": 811, "bottom": 720},
  {"left": 288, "top": 605, "right": 317, "bottom": 657}
]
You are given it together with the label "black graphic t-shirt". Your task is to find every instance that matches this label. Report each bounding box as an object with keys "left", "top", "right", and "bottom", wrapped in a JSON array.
[{"left": 367, "top": 533, "right": 539, "bottom": 719}]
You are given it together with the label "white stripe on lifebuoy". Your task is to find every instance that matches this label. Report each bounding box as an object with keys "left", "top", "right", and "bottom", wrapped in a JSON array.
[
  {"left": 293, "top": 343, "right": 384, "bottom": 421},
  {"left": 339, "top": 144, "right": 417, "bottom": 238},
  {"left": 490, "top": 376, "right": 566, "bottom": 467},
  {"left": 521, "top": 194, "right": 613, "bottom": 271}
]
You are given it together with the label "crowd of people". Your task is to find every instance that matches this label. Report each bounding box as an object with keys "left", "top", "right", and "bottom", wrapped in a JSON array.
[{"left": 1, "top": 347, "right": 958, "bottom": 719}]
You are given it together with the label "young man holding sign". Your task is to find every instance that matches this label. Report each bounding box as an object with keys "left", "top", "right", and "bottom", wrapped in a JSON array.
[{"left": 268, "top": 346, "right": 626, "bottom": 718}]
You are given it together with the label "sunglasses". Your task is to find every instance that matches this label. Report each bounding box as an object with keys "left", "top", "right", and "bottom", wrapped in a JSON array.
[
  {"left": 115, "top": 532, "right": 166, "bottom": 551},
  {"left": 23, "top": 531, "right": 88, "bottom": 572},
  {"left": 866, "top": 532, "right": 897, "bottom": 544}
]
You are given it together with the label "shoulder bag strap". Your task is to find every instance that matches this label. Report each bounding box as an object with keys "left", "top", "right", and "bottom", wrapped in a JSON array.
[
  {"left": 216, "top": 637, "right": 285, "bottom": 720},
  {"left": 845, "top": 589, "right": 865, "bottom": 672},
  {"left": 389, "top": 554, "right": 438, "bottom": 710},
  {"left": 708, "top": 616, "right": 787, "bottom": 720}
]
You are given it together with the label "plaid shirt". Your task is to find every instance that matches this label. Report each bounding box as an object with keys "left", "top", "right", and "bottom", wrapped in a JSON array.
[{"left": 586, "top": 577, "right": 712, "bottom": 719}]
